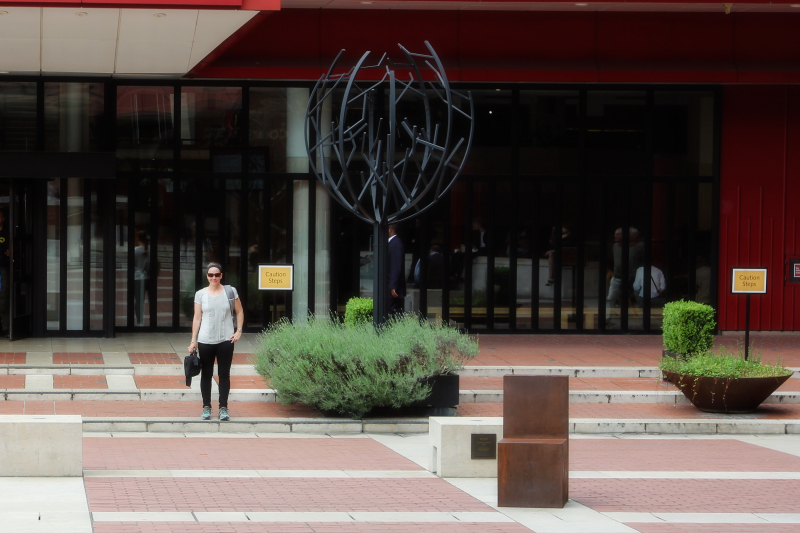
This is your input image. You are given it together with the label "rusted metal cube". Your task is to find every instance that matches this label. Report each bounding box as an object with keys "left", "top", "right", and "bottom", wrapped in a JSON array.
[{"left": 498, "top": 375, "right": 569, "bottom": 508}]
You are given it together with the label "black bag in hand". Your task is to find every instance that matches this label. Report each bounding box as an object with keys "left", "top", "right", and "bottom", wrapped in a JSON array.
[{"left": 184, "top": 350, "right": 201, "bottom": 387}]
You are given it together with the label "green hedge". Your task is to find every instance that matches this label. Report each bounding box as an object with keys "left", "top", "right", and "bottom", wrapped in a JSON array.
[
  {"left": 344, "top": 297, "right": 373, "bottom": 327},
  {"left": 662, "top": 300, "right": 716, "bottom": 356},
  {"left": 660, "top": 346, "right": 790, "bottom": 378},
  {"left": 254, "top": 315, "right": 478, "bottom": 418}
]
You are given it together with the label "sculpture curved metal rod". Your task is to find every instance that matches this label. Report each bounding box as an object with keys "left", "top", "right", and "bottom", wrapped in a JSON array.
[
  {"left": 305, "top": 42, "right": 474, "bottom": 324},
  {"left": 305, "top": 41, "right": 474, "bottom": 226}
]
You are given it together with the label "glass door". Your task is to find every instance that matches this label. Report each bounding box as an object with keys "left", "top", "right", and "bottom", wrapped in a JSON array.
[
  {"left": 9, "top": 179, "right": 33, "bottom": 341},
  {"left": 44, "top": 178, "right": 110, "bottom": 336}
]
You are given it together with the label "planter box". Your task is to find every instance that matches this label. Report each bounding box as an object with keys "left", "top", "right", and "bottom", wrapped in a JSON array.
[
  {"left": 663, "top": 371, "right": 793, "bottom": 413},
  {"left": 324, "top": 374, "right": 460, "bottom": 418}
]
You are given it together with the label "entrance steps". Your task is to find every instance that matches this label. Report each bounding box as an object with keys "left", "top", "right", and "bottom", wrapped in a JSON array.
[{"left": 1, "top": 346, "right": 799, "bottom": 435}]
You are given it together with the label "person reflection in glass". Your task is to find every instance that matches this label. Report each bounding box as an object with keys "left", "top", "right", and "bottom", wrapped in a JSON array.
[
  {"left": 413, "top": 245, "right": 444, "bottom": 290},
  {"left": 544, "top": 224, "right": 575, "bottom": 286},
  {"left": 605, "top": 227, "right": 644, "bottom": 324},
  {"left": 134, "top": 231, "right": 149, "bottom": 325}
]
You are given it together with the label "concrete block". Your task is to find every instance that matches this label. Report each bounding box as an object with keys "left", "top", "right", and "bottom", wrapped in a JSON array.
[
  {"left": 11, "top": 366, "right": 70, "bottom": 375},
  {"left": 363, "top": 422, "right": 429, "bottom": 434},
  {"left": 148, "top": 421, "right": 219, "bottom": 433},
  {"left": 716, "top": 422, "right": 786, "bottom": 435},
  {"left": 8, "top": 391, "right": 72, "bottom": 401},
  {"left": 291, "top": 422, "right": 363, "bottom": 434},
  {"left": 572, "top": 421, "right": 646, "bottom": 434},
  {"left": 83, "top": 421, "right": 148, "bottom": 433},
  {"left": 786, "top": 422, "right": 800, "bottom": 434},
  {"left": 644, "top": 421, "right": 718, "bottom": 434},
  {"left": 429, "top": 416, "right": 503, "bottom": 477},
  {"left": 0, "top": 415, "right": 82, "bottom": 476},
  {"left": 73, "top": 392, "right": 140, "bottom": 401},
  {"left": 25, "top": 375, "right": 54, "bottom": 390},
  {"left": 25, "top": 353, "right": 54, "bottom": 365},
  {"left": 69, "top": 368, "right": 110, "bottom": 376}
]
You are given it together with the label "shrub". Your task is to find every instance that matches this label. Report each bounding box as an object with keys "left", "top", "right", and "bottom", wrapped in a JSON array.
[
  {"left": 660, "top": 345, "right": 790, "bottom": 378},
  {"left": 344, "top": 297, "right": 374, "bottom": 327},
  {"left": 254, "top": 314, "right": 478, "bottom": 418},
  {"left": 662, "top": 300, "right": 716, "bottom": 356}
]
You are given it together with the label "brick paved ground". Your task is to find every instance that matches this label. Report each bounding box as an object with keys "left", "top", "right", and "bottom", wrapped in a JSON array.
[
  {"left": 457, "top": 401, "right": 800, "bottom": 419},
  {"left": 133, "top": 376, "right": 188, "bottom": 389},
  {"left": 573, "top": 479, "right": 800, "bottom": 512},
  {"left": 84, "top": 438, "right": 421, "bottom": 471},
  {"left": 1, "top": 398, "right": 799, "bottom": 419},
  {"left": 460, "top": 376, "right": 800, "bottom": 392},
  {"left": 0, "top": 374, "right": 25, "bottom": 388},
  {"left": 52, "top": 352, "right": 105, "bottom": 364},
  {"left": 53, "top": 375, "right": 109, "bottom": 389},
  {"left": 86, "top": 478, "right": 491, "bottom": 512},
  {"left": 128, "top": 353, "right": 253, "bottom": 364},
  {"left": 471, "top": 335, "right": 800, "bottom": 367},
  {"left": 626, "top": 526, "right": 800, "bottom": 533},
  {"left": 92, "top": 524, "right": 532, "bottom": 533},
  {"left": 129, "top": 353, "right": 183, "bottom": 364},
  {"left": 0, "top": 352, "right": 26, "bottom": 364},
  {"left": 0, "top": 400, "right": 321, "bottom": 417},
  {"left": 570, "top": 439, "right": 800, "bottom": 471}
]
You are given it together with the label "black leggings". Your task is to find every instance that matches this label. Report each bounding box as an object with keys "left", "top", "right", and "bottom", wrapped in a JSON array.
[{"left": 198, "top": 341, "right": 234, "bottom": 408}]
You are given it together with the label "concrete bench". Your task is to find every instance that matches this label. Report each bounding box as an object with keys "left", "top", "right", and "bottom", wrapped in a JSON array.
[
  {"left": 0, "top": 415, "right": 82, "bottom": 476},
  {"left": 428, "top": 416, "right": 503, "bottom": 477}
]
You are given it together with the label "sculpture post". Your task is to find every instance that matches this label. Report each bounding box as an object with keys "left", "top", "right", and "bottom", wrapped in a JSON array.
[{"left": 305, "top": 42, "right": 474, "bottom": 326}]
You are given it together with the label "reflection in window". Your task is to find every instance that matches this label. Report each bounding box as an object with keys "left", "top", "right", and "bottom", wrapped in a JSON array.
[
  {"left": 45, "top": 83, "right": 105, "bottom": 152},
  {"left": 249, "top": 88, "right": 287, "bottom": 173},
  {"left": 587, "top": 91, "right": 647, "bottom": 175},
  {"left": 654, "top": 92, "right": 714, "bottom": 176},
  {"left": 519, "top": 91, "right": 580, "bottom": 175},
  {"left": 0, "top": 82, "right": 36, "bottom": 151},
  {"left": 460, "top": 90, "right": 513, "bottom": 175},
  {"left": 117, "top": 86, "right": 174, "bottom": 172},
  {"left": 181, "top": 87, "right": 243, "bottom": 172}
]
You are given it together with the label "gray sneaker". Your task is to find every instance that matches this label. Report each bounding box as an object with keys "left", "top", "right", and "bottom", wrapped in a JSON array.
[
  {"left": 219, "top": 407, "right": 230, "bottom": 421},
  {"left": 201, "top": 406, "right": 212, "bottom": 420}
]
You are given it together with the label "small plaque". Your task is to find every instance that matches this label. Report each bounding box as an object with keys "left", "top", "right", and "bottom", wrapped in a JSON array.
[
  {"left": 471, "top": 434, "right": 497, "bottom": 459},
  {"left": 731, "top": 268, "right": 767, "bottom": 294},
  {"left": 790, "top": 259, "right": 800, "bottom": 284},
  {"left": 259, "top": 264, "right": 294, "bottom": 291}
]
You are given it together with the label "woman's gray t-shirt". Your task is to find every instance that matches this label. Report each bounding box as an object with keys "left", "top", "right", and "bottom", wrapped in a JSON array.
[{"left": 194, "top": 286, "right": 239, "bottom": 344}]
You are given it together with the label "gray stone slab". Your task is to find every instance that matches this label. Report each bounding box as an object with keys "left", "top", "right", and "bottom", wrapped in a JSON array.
[
  {"left": 25, "top": 353, "right": 54, "bottom": 365},
  {"left": 92, "top": 512, "right": 195, "bottom": 522},
  {"left": 104, "top": 375, "right": 138, "bottom": 390},
  {"left": 25, "top": 375, "right": 53, "bottom": 390}
]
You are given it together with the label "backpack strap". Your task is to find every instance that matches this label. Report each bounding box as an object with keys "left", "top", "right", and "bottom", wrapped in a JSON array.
[{"left": 224, "top": 285, "right": 237, "bottom": 331}]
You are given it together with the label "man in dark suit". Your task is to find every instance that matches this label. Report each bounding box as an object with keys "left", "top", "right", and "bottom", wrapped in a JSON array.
[{"left": 387, "top": 223, "right": 406, "bottom": 317}]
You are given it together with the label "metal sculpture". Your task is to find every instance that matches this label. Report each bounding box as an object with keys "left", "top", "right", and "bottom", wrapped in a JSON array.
[{"left": 305, "top": 41, "right": 474, "bottom": 324}]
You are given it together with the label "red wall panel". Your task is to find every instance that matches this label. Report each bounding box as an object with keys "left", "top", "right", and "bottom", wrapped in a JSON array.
[
  {"left": 719, "top": 85, "right": 800, "bottom": 331},
  {"left": 193, "top": 10, "right": 800, "bottom": 83}
]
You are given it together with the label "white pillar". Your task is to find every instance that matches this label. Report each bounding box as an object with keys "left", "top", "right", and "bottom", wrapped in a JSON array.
[{"left": 288, "top": 89, "right": 311, "bottom": 322}]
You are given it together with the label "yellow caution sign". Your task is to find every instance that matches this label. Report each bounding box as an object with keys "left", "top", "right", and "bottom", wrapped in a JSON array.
[
  {"left": 731, "top": 268, "right": 767, "bottom": 294},
  {"left": 259, "top": 265, "right": 293, "bottom": 291}
]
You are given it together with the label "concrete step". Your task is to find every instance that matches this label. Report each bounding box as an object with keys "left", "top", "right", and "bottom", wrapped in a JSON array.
[
  {"left": 78, "top": 416, "right": 800, "bottom": 435},
  {"left": 4, "top": 387, "right": 800, "bottom": 405}
]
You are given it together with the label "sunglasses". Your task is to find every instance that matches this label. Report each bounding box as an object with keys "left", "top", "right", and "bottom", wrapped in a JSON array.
[{"left": 207, "top": 273, "right": 222, "bottom": 278}]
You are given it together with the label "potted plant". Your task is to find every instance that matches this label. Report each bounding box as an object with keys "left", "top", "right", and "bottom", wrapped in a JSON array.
[
  {"left": 661, "top": 300, "right": 716, "bottom": 359},
  {"left": 660, "top": 346, "right": 793, "bottom": 413},
  {"left": 254, "top": 304, "right": 477, "bottom": 419}
]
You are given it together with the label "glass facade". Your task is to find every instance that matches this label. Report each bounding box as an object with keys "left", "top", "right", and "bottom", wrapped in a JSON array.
[{"left": 0, "top": 80, "right": 718, "bottom": 335}]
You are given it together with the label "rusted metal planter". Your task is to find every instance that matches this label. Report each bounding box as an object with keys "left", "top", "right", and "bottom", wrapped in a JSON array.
[{"left": 663, "top": 371, "right": 793, "bottom": 413}]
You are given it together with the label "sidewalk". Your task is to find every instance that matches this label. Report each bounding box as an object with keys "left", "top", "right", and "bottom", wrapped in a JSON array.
[{"left": 11, "top": 431, "right": 800, "bottom": 533}]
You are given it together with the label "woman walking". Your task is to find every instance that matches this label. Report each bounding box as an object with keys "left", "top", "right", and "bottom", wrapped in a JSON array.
[{"left": 188, "top": 263, "right": 244, "bottom": 421}]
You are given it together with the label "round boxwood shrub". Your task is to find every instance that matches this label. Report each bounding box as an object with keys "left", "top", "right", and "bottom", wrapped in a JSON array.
[
  {"left": 254, "top": 314, "right": 477, "bottom": 418},
  {"left": 344, "top": 297, "right": 373, "bottom": 327},
  {"left": 662, "top": 300, "right": 716, "bottom": 357}
]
